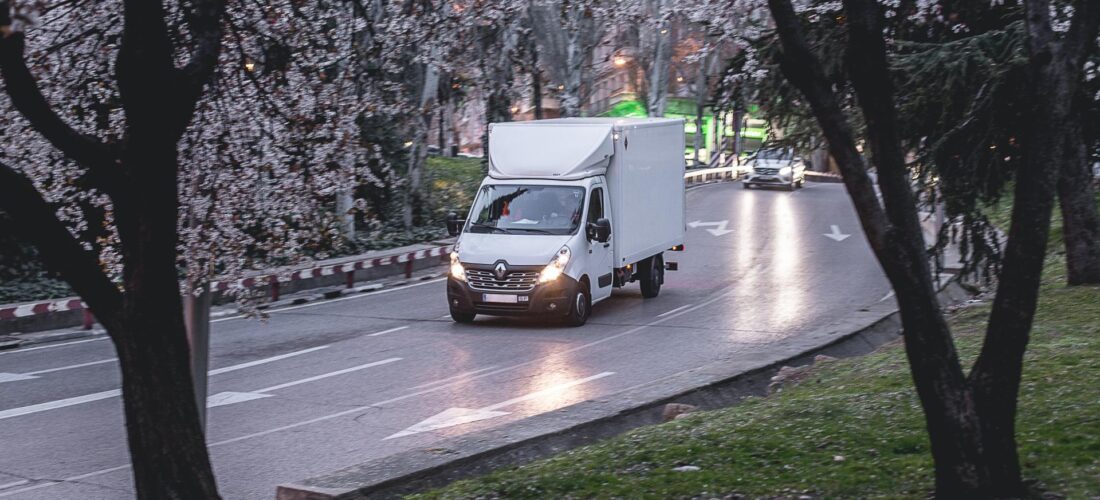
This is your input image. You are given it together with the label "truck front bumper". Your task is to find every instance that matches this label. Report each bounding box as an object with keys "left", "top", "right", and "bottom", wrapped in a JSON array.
[{"left": 447, "top": 274, "right": 580, "bottom": 317}]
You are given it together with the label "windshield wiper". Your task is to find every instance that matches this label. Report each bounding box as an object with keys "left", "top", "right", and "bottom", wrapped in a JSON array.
[
  {"left": 508, "top": 227, "right": 556, "bottom": 234},
  {"left": 469, "top": 222, "right": 510, "bottom": 234}
]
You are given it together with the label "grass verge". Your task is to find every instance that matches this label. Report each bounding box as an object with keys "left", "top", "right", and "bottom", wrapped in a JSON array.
[{"left": 413, "top": 205, "right": 1100, "bottom": 498}]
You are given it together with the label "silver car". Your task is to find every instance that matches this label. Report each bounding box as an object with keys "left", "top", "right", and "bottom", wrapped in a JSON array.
[{"left": 742, "top": 147, "right": 807, "bottom": 191}]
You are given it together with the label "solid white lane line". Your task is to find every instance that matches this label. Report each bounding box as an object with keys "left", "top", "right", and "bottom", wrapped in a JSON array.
[
  {"left": 367, "top": 326, "right": 408, "bottom": 337},
  {"left": 0, "top": 480, "right": 29, "bottom": 490},
  {"left": 211, "top": 278, "right": 446, "bottom": 323},
  {"left": 0, "top": 346, "right": 332, "bottom": 420},
  {"left": 0, "top": 389, "right": 120, "bottom": 421},
  {"left": 0, "top": 336, "right": 108, "bottom": 357},
  {"left": 208, "top": 345, "right": 329, "bottom": 375},
  {"left": 657, "top": 304, "right": 692, "bottom": 317},
  {"left": 254, "top": 358, "right": 401, "bottom": 393},
  {"left": 406, "top": 366, "right": 500, "bottom": 390},
  {"left": 482, "top": 372, "right": 615, "bottom": 411},
  {"left": 25, "top": 358, "right": 116, "bottom": 376}
]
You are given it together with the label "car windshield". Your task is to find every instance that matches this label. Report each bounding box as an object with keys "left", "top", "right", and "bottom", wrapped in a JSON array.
[
  {"left": 466, "top": 185, "right": 585, "bottom": 235},
  {"left": 757, "top": 148, "right": 792, "bottom": 161}
]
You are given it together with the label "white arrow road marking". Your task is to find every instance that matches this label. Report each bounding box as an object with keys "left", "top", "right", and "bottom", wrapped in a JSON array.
[
  {"left": 385, "top": 371, "right": 615, "bottom": 440},
  {"left": 207, "top": 357, "right": 401, "bottom": 408},
  {"left": 823, "top": 225, "right": 852, "bottom": 242},
  {"left": 0, "top": 345, "right": 331, "bottom": 420},
  {"left": 688, "top": 220, "right": 734, "bottom": 236}
]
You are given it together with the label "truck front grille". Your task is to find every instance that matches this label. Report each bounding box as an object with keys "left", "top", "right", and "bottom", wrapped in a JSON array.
[{"left": 466, "top": 269, "right": 539, "bottom": 292}]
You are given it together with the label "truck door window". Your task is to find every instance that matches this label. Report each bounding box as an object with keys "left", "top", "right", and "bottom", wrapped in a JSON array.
[{"left": 587, "top": 188, "right": 604, "bottom": 240}]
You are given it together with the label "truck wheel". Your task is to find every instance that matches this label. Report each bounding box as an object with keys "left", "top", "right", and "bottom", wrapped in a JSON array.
[
  {"left": 450, "top": 310, "right": 475, "bottom": 323},
  {"left": 564, "top": 285, "right": 591, "bottom": 327},
  {"left": 639, "top": 255, "right": 663, "bottom": 298}
]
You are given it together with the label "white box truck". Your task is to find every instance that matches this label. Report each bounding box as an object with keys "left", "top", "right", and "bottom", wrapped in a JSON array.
[{"left": 444, "top": 118, "right": 686, "bottom": 326}]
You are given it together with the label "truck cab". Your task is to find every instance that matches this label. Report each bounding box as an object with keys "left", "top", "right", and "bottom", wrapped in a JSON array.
[{"left": 445, "top": 118, "right": 685, "bottom": 326}]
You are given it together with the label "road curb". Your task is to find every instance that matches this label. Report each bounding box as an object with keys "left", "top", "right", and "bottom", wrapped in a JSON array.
[{"left": 276, "top": 280, "right": 972, "bottom": 500}]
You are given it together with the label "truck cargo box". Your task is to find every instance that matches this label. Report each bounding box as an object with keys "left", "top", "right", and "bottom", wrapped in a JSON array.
[{"left": 488, "top": 118, "right": 686, "bottom": 267}]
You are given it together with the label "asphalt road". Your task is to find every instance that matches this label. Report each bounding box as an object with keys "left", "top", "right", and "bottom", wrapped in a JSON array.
[{"left": 0, "top": 181, "right": 891, "bottom": 499}]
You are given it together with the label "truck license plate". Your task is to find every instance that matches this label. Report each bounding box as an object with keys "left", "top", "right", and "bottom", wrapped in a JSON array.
[{"left": 483, "top": 293, "right": 519, "bottom": 304}]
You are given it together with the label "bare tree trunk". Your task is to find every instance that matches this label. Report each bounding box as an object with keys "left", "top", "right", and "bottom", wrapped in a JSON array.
[
  {"left": 1057, "top": 116, "right": 1100, "bottom": 284},
  {"left": 403, "top": 63, "right": 439, "bottom": 229},
  {"left": 528, "top": 33, "right": 544, "bottom": 120},
  {"left": 335, "top": 189, "right": 355, "bottom": 239},
  {"left": 692, "top": 42, "right": 709, "bottom": 165},
  {"left": 644, "top": 0, "right": 671, "bottom": 117},
  {"left": 528, "top": 0, "right": 601, "bottom": 118}
]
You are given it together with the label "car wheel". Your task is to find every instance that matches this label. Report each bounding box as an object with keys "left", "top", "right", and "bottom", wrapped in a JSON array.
[
  {"left": 639, "top": 254, "right": 663, "bottom": 298},
  {"left": 797, "top": 178, "right": 805, "bottom": 188},
  {"left": 564, "top": 284, "right": 591, "bottom": 327},
  {"left": 450, "top": 309, "right": 475, "bottom": 323},
  {"left": 742, "top": 182, "right": 752, "bottom": 189}
]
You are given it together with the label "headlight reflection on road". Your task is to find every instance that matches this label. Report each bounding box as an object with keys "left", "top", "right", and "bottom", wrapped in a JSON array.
[
  {"left": 737, "top": 190, "right": 756, "bottom": 270},
  {"left": 522, "top": 354, "right": 586, "bottom": 413},
  {"left": 769, "top": 195, "right": 806, "bottom": 330}
]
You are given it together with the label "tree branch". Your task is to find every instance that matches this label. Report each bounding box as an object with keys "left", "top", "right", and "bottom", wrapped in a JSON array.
[
  {"left": 0, "top": 162, "right": 124, "bottom": 332},
  {"left": 0, "top": 4, "right": 122, "bottom": 194}
]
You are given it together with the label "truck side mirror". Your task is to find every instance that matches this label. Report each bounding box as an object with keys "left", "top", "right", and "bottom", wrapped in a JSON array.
[
  {"left": 445, "top": 212, "right": 465, "bottom": 237},
  {"left": 588, "top": 218, "right": 611, "bottom": 243}
]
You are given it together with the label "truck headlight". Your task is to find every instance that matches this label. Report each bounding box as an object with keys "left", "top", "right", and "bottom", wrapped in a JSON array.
[
  {"left": 450, "top": 251, "right": 466, "bottom": 282},
  {"left": 539, "top": 245, "right": 571, "bottom": 283}
]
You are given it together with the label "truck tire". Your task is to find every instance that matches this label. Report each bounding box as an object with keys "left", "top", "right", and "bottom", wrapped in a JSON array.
[
  {"left": 564, "top": 284, "right": 591, "bottom": 327},
  {"left": 450, "top": 310, "right": 475, "bottom": 323},
  {"left": 639, "top": 254, "right": 663, "bottom": 298}
]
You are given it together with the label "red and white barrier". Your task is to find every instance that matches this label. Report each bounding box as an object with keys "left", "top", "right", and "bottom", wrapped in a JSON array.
[
  {"left": 0, "top": 299, "right": 86, "bottom": 321},
  {"left": 1, "top": 244, "right": 454, "bottom": 326}
]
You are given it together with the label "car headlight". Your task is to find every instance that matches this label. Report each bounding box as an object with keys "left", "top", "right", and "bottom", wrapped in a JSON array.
[
  {"left": 779, "top": 166, "right": 792, "bottom": 176},
  {"left": 539, "top": 245, "right": 571, "bottom": 283},
  {"left": 449, "top": 245, "right": 465, "bottom": 282}
]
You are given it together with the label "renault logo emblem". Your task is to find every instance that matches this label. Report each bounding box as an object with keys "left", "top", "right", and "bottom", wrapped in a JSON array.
[{"left": 494, "top": 262, "right": 508, "bottom": 279}]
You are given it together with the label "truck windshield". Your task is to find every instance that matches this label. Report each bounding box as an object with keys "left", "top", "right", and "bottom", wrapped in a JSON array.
[{"left": 467, "top": 185, "right": 585, "bottom": 235}]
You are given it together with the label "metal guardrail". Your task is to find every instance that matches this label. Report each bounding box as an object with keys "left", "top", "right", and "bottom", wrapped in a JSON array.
[{"left": 684, "top": 165, "right": 740, "bottom": 184}]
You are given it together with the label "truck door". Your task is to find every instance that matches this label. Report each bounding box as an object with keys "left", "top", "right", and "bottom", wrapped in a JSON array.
[{"left": 586, "top": 186, "right": 614, "bottom": 302}]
